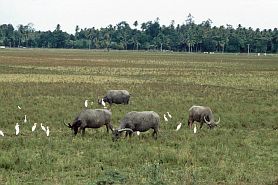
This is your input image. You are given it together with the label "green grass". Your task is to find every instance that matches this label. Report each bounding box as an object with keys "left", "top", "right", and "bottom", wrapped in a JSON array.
[{"left": 0, "top": 48, "right": 277, "bottom": 184}]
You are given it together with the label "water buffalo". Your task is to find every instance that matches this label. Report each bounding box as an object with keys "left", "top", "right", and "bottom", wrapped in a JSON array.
[
  {"left": 98, "top": 90, "right": 130, "bottom": 105},
  {"left": 112, "top": 111, "right": 160, "bottom": 141},
  {"left": 64, "top": 109, "right": 113, "bottom": 135},
  {"left": 188, "top": 105, "right": 220, "bottom": 129}
]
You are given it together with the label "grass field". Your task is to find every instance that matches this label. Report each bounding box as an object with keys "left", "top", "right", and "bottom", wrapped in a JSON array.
[{"left": 0, "top": 49, "right": 277, "bottom": 185}]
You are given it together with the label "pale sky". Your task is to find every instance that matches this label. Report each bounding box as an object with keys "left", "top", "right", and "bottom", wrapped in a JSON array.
[{"left": 0, "top": 0, "right": 277, "bottom": 33}]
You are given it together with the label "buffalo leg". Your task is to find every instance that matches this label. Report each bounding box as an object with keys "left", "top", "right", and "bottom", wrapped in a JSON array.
[
  {"left": 79, "top": 128, "right": 85, "bottom": 136},
  {"left": 125, "top": 131, "right": 129, "bottom": 138},
  {"left": 73, "top": 128, "right": 78, "bottom": 135},
  {"left": 108, "top": 123, "right": 113, "bottom": 132},
  {"left": 108, "top": 99, "right": 113, "bottom": 105},
  {"left": 79, "top": 124, "right": 86, "bottom": 135},
  {"left": 200, "top": 122, "right": 204, "bottom": 129},
  {"left": 105, "top": 125, "right": 109, "bottom": 133},
  {"left": 188, "top": 119, "right": 193, "bottom": 129},
  {"left": 152, "top": 129, "right": 158, "bottom": 139}
]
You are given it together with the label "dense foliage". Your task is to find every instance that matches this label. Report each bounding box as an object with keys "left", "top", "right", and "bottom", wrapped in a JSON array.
[{"left": 0, "top": 15, "right": 278, "bottom": 52}]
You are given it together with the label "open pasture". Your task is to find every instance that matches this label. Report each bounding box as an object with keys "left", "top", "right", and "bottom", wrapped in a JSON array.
[{"left": 0, "top": 49, "right": 277, "bottom": 184}]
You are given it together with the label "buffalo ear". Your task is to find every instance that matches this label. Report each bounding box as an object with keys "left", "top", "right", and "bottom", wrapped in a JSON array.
[{"left": 75, "top": 120, "right": 82, "bottom": 127}]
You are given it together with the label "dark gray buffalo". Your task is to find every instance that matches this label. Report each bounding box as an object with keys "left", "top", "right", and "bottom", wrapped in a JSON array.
[
  {"left": 98, "top": 90, "right": 130, "bottom": 105},
  {"left": 112, "top": 111, "right": 160, "bottom": 141},
  {"left": 64, "top": 109, "right": 113, "bottom": 135},
  {"left": 188, "top": 105, "right": 220, "bottom": 129}
]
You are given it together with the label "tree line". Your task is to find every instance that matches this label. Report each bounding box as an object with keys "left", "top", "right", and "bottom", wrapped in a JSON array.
[{"left": 0, "top": 15, "right": 277, "bottom": 53}]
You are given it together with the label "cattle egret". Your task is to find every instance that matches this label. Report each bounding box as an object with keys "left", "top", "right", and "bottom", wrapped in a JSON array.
[
  {"left": 32, "top": 123, "right": 37, "bottom": 132},
  {"left": 176, "top": 122, "right": 182, "bottom": 131},
  {"left": 24, "top": 115, "right": 27, "bottom": 123},
  {"left": 46, "top": 126, "right": 50, "bottom": 136},
  {"left": 163, "top": 114, "right": 168, "bottom": 122},
  {"left": 167, "top": 112, "right": 172, "bottom": 119},
  {"left": 136, "top": 131, "right": 140, "bottom": 136},
  {"left": 15, "top": 123, "right": 20, "bottom": 136},
  {"left": 101, "top": 99, "right": 106, "bottom": 107},
  {"left": 193, "top": 124, "right": 197, "bottom": 134},
  {"left": 17, "top": 106, "right": 21, "bottom": 110},
  {"left": 84, "top": 100, "right": 88, "bottom": 108},
  {"left": 41, "top": 123, "right": 46, "bottom": 132},
  {"left": 0, "top": 130, "right": 4, "bottom": 136}
]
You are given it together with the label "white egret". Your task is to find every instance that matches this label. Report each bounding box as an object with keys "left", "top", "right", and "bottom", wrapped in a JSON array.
[
  {"left": 17, "top": 106, "right": 21, "bottom": 110},
  {"left": 0, "top": 130, "right": 4, "bottom": 136},
  {"left": 193, "top": 124, "right": 197, "bottom": 134},
  {"left": 176, "top": 122, "right": 182, "bottom": 131},
  {"left": 167, "top": 112, "right": 172, "bottom": 119},
  {"left": 163, "top": 114, "right": 168, "bottom": 122},
  {"left": 15, "top": 123, "right": 20, "bottom": 136},
  {"left": 84, "top": 100, "right": 88, "bottom": 108},
  {"left": 101, "top": 99, "right": 106, "bottom": 107},
  {"left": 32, "top": 123, "right": 37, "bottom": 132},
  {"left": 24, "top": 115, "right": 27, "bottom": 123},
  {"left": 41, "top": 123, "right": 46, "bottom": 132},
  {"left": 46, "top": 126, "right": 50, "bottom": 136},
  {"left": 136, "top": 131, "right": 140, "bottom": 136}
]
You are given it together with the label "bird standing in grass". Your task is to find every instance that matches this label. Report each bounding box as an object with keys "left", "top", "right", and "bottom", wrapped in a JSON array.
[
  {"left": 164, "top": 114, "right": 168, "bottom": 122},
  {"left": 15, "top": 123, "right": 20, "bottom": 136},
  {"left": 167, "top": 112, "right": 172, "bottom": 119},
  {"left": 46, "top": 126, "right": 50, "bottom": 136},
  {"left": 193, "top": 124, "right": 197, "bottom": 134},
  {"left": 24, "top": 115, "right": 27, "bottom": 123},
  {"left": 84, "top": 100, "right": 88, "bottom": 108},
  {"left": 17, "top": 106, "right": 21, "bottom": 110},
  {"left": 0, "top": 130, "right": 4, "bottom": 136},
  {"left": 32, "top": 123, "right": 37, "bottom": 132},
  {"left": 176, "top": 122, "right": 182, "bottom": 131},
  {"left": 41, "top": 123, "right": 46, "bottom": 132},
  {"left": 136, "top": 131, "right": 140, "bottom": 136},
  {"left": 101, "top": 99, "right": 106, "bottom": 107}
]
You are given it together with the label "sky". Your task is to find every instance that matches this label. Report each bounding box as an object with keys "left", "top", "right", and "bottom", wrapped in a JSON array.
[{"left": 0, "top": 0, "right": 277, "bottom": 34}]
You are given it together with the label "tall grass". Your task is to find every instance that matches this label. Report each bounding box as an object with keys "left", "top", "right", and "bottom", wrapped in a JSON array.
[{"left": 0, "top": 49, "right": 277, "bottom": 184}]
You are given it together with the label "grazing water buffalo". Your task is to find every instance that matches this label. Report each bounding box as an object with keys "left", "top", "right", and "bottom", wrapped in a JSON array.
[
  {"left": 98, "top": 90, "right": 130, "bottom": 105},
  {"left": 188, "top": 105, "right": 220, "bottom": 129},
  {"left": 64, "top": 109, "right": 113, "bottom": 135},
  {"left": 112, "top": 111, "right": 160, "bottom": 141}
]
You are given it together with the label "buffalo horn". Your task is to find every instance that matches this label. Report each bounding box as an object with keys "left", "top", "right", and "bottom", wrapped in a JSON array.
[
  {"left": 63, "top": 121, "right": 72, "bottom": 128},
  {"left": 118, "top": 128, "right": 133, "bottom": 133},
  {"left": 204, "top": 116, "right": 211, "bottom": 124},
  {"left": 215, "top": 117, "right": 220, "bottom": 124}
]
